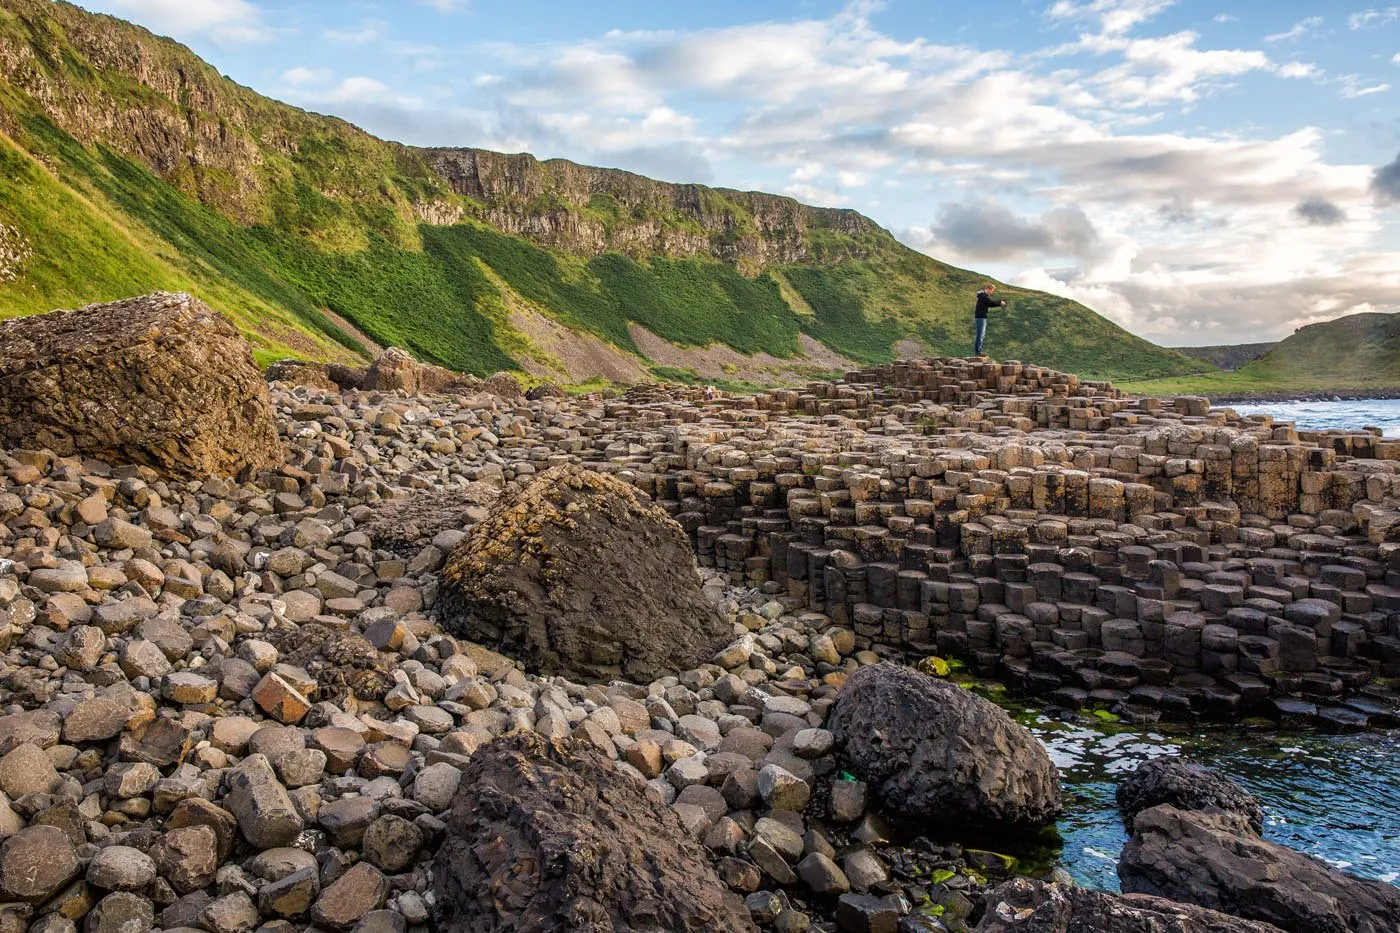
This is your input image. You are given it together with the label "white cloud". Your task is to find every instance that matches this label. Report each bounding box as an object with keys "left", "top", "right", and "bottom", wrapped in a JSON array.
[
  {"left": 1264, "top": 17, "right": 1322, "bottom": 43},
  {"left": 281, "top": 66, "right": 328, "bottom": 86},
  {"left": 1279, "top": 61, "right": 1321, "bottom": 79},
  {"left": 1046, "top": 0, "right": 1176, "bottom": 36},
  {"left": 1213, "top": 13, "right": 1237, "bottom": 24},
  {"left": 97, "top": 0, "right": 276, "bottom": 43},
  {"left": 1349, "top": 8, "right": 1399, "bottom": 29},
  {"left": 419, "top": 0, "right": 469, "bottom": 9}
]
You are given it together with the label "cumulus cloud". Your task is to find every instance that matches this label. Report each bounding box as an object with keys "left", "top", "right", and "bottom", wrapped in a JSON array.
[
  {"left": 926, "top": 201, "right": 1102, "bottom": 261},
  {"left": 1293, "top": 197, "right": 1346, "bottom": 225},
  {"left": 1278, "top": 61, "right": 1321, "bottom": 79},
  {"left": 1374, "top": 152, "right": 1400, "bottom": 203},
  {"left": 96, "top": 0, "right": 277, "bottom": 43}
]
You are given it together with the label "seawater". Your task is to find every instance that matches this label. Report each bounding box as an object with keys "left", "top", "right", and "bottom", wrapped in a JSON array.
[
  {"left": 1017, "top": 713, "right": 1400, "bottom": 892},
  {"left": 1225, "top": 398, "right": 1400, "bottom": 437}
]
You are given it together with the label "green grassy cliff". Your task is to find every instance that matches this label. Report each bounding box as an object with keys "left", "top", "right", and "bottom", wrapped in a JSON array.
[{"left": 0, "top": 0, "right": 1204, "bottom": 381}]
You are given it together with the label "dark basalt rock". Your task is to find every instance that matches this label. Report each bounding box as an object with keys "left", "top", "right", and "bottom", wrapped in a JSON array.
[
  {"left": 1119, "top": 805, "right": 1400, "bottom": 933},
  {"left": 1116, "top": 756, "right": 1265, "bottom": 833},
  {"left": 974, "top": 877, "right": 1286, "bottom": 933},
  {"left": 436, "top": 464, "right": 731, "bottom": 682},
  {"left": 431, "top": 732, "right": 756, "bottom": 933},
  {"left": 827, "top": 664, "right": 1061, "bottom": 832}
]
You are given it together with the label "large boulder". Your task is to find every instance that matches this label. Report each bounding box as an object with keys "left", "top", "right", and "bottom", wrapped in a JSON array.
[
  {"left": 436, "top": 464, "right": 731, "bottom": 682},
  {"left": 265, "top": 358, "right": 339, "bottom": 391},
  {"left": 432, "top": 732, "right": 755, "bottom": 933},
  {"left": 1119, "top": 805, "right": 1400, "bottom": 933},
  {"left": 362, "top": 347, "right": 472, "bottom": 395},
  {"left": 974, "top": 878, "right": 1286, "bottom": 933},
  {"left": 479, "top": 371, "right": 523, "bottom": 399},
  {"left": 827, "top": 664, "right": 1061, "bottom": 831},
  {"left": 0, "top": 292, "right": 282, "bottom": 479},
  {"left": 1117, "top": 756, "right": 1265, "bottom": 833}
]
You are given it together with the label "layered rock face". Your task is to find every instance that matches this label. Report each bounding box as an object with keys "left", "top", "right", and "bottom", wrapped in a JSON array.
[
  {"left": 974, "top": 878, "right": 1287, "bottom": 933},
  {"left": 362, "top": 347, "right": 474, "bottom": 395},
  {"left": 437, "top": 464, "right": 732, "bottom": 681},
  {"left": 432, "top": 733, "right": 756, "bottom": 933},
  {"left": 828, "top": 663, "right": 1061, "bottom": 831},
  {"left": 1120, "top": 805, "right": 1400, "bottom": 933},
  {"left": 422, "top": 147, "right": 873, "bottom": 266},
  {"left": 0, "top": 292, "right": 282, "bottom": 479}
]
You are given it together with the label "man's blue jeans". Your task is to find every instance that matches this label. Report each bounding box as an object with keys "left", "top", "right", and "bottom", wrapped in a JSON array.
[{"left": 974, "top": 317, "right": 987, "bottom": 356}]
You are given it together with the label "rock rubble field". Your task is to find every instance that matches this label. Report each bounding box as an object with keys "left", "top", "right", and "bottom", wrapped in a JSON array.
[{"left": 0, "top": 293, "right": 1397, "bottom": 933}]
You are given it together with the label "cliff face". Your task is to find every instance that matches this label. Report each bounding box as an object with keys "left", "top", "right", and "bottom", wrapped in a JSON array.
[
  {"left": 423, "top": 148, "right": 875, "bottom": 266},
  {"left": 0, "top": 0, "right": 878, "bottom": 267}
]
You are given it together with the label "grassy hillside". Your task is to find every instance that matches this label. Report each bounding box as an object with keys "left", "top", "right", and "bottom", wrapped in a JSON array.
[
  {"left": 1175, "top": 342, "right": 1277, "bottom": 372},
  {"left": 1124, "top": 313, "right": 1400, "bottom": 396},
  {"left": 0, "top": 0, "right": 1205, "bottom": 382}
]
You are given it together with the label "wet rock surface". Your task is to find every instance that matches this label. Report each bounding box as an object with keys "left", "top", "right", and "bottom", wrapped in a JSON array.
[
  {"left": 829, "top": 663, "right": 1062, "bottom": 831},
  {"left": 437, "top": 464, "right": 731, "bottom": 681},
  {"left": 433, "top": 732, "right": 756, "bottom": 932},
  {"left": 1116, "top": 756, "right": 1265, "bottom": 834},
  {"left": 1119, "top": 804, "right": 1400, "bottom": 933},
  {"left": 974, "top": 877, "right": 1287, "bottom": 933}
]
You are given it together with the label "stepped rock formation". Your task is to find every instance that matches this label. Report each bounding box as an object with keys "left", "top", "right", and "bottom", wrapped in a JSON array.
[
  {"left": 432, "top": 733, "right": 756, "bottom": 933},
  {"left": 974, "top": 878, "right": 1286, "bottom": 933},
  {"left": 622, "top": 359, "right": 1400, "bottom": 725},
  {"left": 0, "top": 292, "right": 282, "bottom": 479},
  {"left": 436, "top": 464, "right": 731, "bottom": 681},
  {"left": 828, "top": 663, "right": 1062, "bottom": 831},
  {"left": 1120, "top": 804, "right": 1400, "bottom": 933}
]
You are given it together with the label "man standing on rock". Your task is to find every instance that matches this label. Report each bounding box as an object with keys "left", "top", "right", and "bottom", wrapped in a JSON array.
[{"left": 974, "top": 284, "right": 1007, "bottom": 357}]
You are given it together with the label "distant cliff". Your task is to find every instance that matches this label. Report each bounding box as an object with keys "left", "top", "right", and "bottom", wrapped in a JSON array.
[
  {"left": 423, "top": 148, "right": 875, "bottom": 267},
  {"left": 1176, "top": 342, "right": 1276, "bottom": 372}
]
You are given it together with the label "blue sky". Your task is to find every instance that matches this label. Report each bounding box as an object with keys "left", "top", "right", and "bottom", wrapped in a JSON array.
[{"left": 77, "top": 0, "right": 1400, "bottom": 345}]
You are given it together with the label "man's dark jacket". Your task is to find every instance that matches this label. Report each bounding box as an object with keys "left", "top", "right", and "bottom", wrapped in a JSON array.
[{"left": 975, "top": 290, "right": 1003, "bottom": 319}]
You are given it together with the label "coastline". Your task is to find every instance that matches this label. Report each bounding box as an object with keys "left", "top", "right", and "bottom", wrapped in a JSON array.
[{"left": 1203, "top": 388, "right": 1400, "bottom": 404}]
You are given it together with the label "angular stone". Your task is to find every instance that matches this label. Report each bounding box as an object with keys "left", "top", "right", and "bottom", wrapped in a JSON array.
[{"left": 311, "top": 862, "right": 386, "bottom": 930}]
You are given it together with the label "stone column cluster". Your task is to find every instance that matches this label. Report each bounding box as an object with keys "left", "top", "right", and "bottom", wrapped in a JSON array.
[{"left": 593, "top": 360, "right": 1400, "bottom": 727}]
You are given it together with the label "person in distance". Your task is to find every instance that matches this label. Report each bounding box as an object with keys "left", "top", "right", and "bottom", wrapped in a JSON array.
[{"left": 974, "top": 283, "right": 1007, "bottom": 357}]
